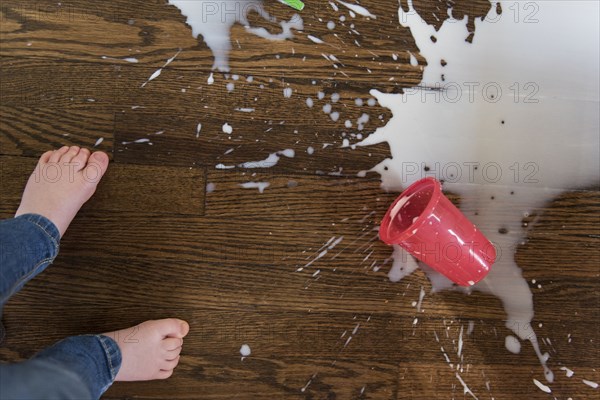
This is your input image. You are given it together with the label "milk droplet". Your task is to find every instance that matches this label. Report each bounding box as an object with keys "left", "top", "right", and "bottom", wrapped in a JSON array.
[
  {"left": 533, "top": 379, "right": 551, "bottom": 393},
  {"left": 222, "top": 123, "right": 233, "bottom": 134},
  {"left": 307, "top": 35, "right": 325, "bottom": 44},
  {"left": 582, "top": 379, "right": 599, "bottom": 389},
  {"left": 240, "top": 344, "right": 251, "bottom": 357}
]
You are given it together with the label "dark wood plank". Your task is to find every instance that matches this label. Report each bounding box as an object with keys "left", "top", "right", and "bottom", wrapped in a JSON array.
[
  {"left": 0, "top": 155, "right": 205, "bottom": 215},
  {"left": 0, "top": 105, "right": 115, "bottom": 157},
  {"left": 112, "top": 110, "right": 392, "bottom": 174}
]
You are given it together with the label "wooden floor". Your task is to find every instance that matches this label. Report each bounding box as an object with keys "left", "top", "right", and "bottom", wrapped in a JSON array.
[{"left": 1, "top": 0, "right": 598, "bottom": 398}]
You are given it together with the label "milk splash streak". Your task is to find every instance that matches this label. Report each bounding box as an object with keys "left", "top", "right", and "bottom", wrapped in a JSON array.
[
  {"left": 358, "top": 0, "right": 599, "bottom": 382},
  {"left": 169, "top": 0, "right": 303, "bottom": 71}
]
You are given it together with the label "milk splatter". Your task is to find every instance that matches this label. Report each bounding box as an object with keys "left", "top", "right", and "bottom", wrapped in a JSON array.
[
  {"left": 455, "top": 373, "right": 478, "bottom": 399},
  {"left": 215, "top": 163, "right": 235, "bottom": 169},
  {"left": 359, "top": 0, "right": 599, "bottom": 382},
  {"left": 560, "top": 367, "right": 574, "bottom": 378},
  {"left": 301, "top": 373, "right": 317, "bottom": 392},
  {"left": 239, "top": 149, "right": 295, "bottom": 168},
  {"left": 582, "top": 379, "right": 599, "bottom": 389},
  {"left": 335, "top": 0, "right": 376, "bottom": 19},
  {"left": 239, "top": 182, "right": 270, "bottom": 193},
  {"left": 533, "top": 378, "right": 551, "bottom": 394},
  {"left": 297, "top": 236, "right": 343, "bottom": 272},
  {"left": 307, "top": 35, "right": 325, "bottom": 44},
  {"left": 140, "top": 49, "right": 181, "bottom": 87},
  {"left": 169, "top": 0, "right": 302, "bottom": 71},
  {"left": 101, "top": 56, "right": 139, "bottom": 63},
  {"left": 122, "top": 138, "right": 151, "bottom": 145}
]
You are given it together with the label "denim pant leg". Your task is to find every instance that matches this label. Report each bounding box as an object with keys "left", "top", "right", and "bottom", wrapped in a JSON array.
[
  {"left": 0, "top": 335, "right": 121, "bottom": 400},
  {"left": 0, "top": 214, "right": 122, "bottom": 399},
  {"left": 0, "top": 214, "right": 61, "bottom": 309}
]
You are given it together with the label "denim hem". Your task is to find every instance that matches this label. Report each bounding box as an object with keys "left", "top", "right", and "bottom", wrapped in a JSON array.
[
  {"left": 16, "top": 213, "right": 62, "bottom": 248},
  {"left": 96, "top": 335, "right": 122, "bottom": 390},
  {"left": 0, "top": 214, "right": 62, "bottom": 306},
  {"left": 30, "top": 335, "right": 122, "bottom": 399}
]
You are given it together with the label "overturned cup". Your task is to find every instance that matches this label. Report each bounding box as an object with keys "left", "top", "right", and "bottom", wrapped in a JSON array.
[{"left": 379, "top": 178, "right": 496, "bottom": 286}]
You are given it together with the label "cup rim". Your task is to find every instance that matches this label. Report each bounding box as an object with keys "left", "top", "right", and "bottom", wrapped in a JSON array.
[{"left": 379, "top": 177, "right": 442, "bottom": 244}]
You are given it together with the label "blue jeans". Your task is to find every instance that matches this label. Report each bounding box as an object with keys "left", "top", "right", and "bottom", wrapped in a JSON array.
[{"left": 0, "top": 214, "right": 122, "bottom": 399}]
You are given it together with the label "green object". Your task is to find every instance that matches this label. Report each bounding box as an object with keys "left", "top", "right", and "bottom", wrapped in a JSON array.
[{"left": 279, "top": 0, "right": 304, "bottom": 11}]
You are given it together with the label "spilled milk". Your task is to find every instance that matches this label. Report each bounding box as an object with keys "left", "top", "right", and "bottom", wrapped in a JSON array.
[
  {"left": 357, "top": 0, "right": 599, "bottom": 382},
  {"left": 164, "top": 0, "right": 598, "bottom": 388},
  {"left": 168, "top": 0, "right": 302, "bottom": 71}
]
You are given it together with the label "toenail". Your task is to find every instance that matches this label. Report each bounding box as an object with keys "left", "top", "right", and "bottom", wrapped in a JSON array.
[{"left": 92, "top": 152, "right": 108, "bottom": 162}]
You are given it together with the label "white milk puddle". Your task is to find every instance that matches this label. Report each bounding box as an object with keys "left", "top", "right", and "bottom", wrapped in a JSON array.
[
  {"left": 169, "top": 0, "right": 303, "bottom": 71},
  {"left": 162, "top": 0, "right": 599, "bottom": 393},
  {"left": 357, "top": 0, "right": 599, "bottom": 383}
]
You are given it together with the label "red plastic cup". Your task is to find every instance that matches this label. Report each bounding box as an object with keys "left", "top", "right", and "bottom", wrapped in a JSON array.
[{"left": 379, "top": 178, "right": 496, "bottom": 286}]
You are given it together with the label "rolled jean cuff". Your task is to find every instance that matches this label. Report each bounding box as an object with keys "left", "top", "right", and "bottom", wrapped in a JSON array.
[
  {"left": 96, "top": 335, "right": 122, "bottom": 383},
  {"left": 0, "top": 213, "right": 61, "bottom": 306},
  {"left": 16, "top": 213, "right": 61, "bottom": 246},
  {"left": 33, "top": 334, "right": 122, "bottom": 399}
]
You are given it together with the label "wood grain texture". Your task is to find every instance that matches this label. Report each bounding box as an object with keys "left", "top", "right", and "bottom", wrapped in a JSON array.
[{"left": 1, "top": 0, "right": 599, "bottom": 399}]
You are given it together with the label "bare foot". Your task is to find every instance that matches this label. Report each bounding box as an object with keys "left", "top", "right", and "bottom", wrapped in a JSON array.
[
  {"left": 104, "top": 319, "right": 190, "bottom": 381},
  {"left": 15, "top": 146, "right": 109, "bottom": 237}
]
